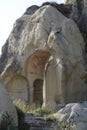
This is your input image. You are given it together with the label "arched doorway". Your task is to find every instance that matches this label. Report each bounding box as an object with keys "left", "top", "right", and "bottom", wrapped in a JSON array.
[
  {"left": 26, "top": 50, "right": 50, "bottom": 104},
  {"left": 33, "top": 79, "right": 43, "bottom": 105}
]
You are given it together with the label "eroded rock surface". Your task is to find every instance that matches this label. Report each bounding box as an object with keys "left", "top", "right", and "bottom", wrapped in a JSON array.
[
  {"left": 0, "top": 5, "right": 87, "bottom": 110},
  {"left": 0, "top": 84, "right": 18, "bottom": 126},
  {"left": 23, "top": 5, "right": 39, "bottom": 15},
  {"left": 55, "top": 101, "right": 87, "bottom": 130}
]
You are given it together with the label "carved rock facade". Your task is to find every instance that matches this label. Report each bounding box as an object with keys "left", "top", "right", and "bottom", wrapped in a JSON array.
[{"left": 0, "top": 5, "right": 87, "bottom": 110}]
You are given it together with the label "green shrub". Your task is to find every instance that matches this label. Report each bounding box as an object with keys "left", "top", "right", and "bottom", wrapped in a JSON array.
[
  {"left": 0, "top": 112, "right": 17, "bottom": 130},
  {"left": 56, "top": 121, "right": 76, "bottom": 130},
  {"left": 44, "top": 115, "right": 57, "bottom": 122},
  {"left": 13, "top": 99, "right": 51, "bottom": 115},
  {"left": 33, "top": 107, "right": 51, "bottom": 115},
  {"left": 13, "top": 99, "right": 39, "bottom": 113}
]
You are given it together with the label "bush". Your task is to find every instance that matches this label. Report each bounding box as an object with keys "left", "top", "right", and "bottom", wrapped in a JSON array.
[
  {"left": 0, "top": 112, "right": 17, "bottom": 130},
  {"left": 56, "top": 121, "right": 76, "bottom": 130},
  {"left": 44, "top": 115, "right": 57, "bottom": 122},
  {"left": 33, "top": 107, "right": 51, "bottom": 115},
  {"left": 13, "top": 99, "right": 51, "bottom": 115}
]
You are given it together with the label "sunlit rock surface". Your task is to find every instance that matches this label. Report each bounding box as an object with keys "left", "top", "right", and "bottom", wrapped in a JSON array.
[
  {"left": 0, "top": 5, "right": 87, "bottom": 111},
  {"left": 55, "top": 101, "right": 87, "bottom": 130}
]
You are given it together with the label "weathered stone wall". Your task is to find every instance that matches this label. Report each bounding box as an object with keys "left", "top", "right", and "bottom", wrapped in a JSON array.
[
  {"left": 65, "top": 0, "right": 87, "bottom": 7},
  {"left": 0, "top": 84, "right": 18, "bottom": 126},
  {"left": 0, "top": 5, "right": 87, "bottom": 110},
  {"left": 6, "top": 75, "right": 29, "bottom": 101}
]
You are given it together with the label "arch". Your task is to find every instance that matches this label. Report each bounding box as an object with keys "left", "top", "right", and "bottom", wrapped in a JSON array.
[
  {"left": 27, "top": 50, "right": 50, "bottom": 76},
  {"left": 6, "top": 75, "right": 29, "bottom": 102},
  {"left": 26, "top": 50, "right": 50, "bottom": 104}
]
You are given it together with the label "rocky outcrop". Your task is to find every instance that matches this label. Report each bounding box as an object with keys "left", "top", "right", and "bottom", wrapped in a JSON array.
[
  {"left": 23, "top": 5, "right": 39, "bottom": 15},
  {"left": 70, "top": 0, "right": 84, "bottom": 22},
  {"left": 41, "top": 2, "right": 72, "bottom": 17},
  {"left": 55, "top": 101, "right": 87, "bottom": 130},
  {"left": 78, "top": 7, "right": 87, "bottom": 51},
  {"left": 0, "top": 84, "right": 18, "bottom": 126},
  {"left": 65, "top": 0, "right": 87, "bottom": 22},
  {"left": 0, "top": 5, "right": 87, "bottom": 111}
]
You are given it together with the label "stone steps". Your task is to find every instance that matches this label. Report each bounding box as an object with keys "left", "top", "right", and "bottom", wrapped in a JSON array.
[{"left": 25, "top": 113, "right": 56, "bottom": 130}]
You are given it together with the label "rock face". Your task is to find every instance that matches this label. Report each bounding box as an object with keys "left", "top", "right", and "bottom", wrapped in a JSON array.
[
  {"left": 65, "top": 0, "right": 84, "bottom": 6},
  {"left": 23, "top": 5, "right": 39, "bottom": 15},
  {"left": 70, "top": 0, "right": 84, "bottom": 22},
  {"left": 78, "top": 7, "right": 87, "bottom": 52},
  {"left": 0, "top": 5, "right": 87, "bottom": 110},
  {"left": 65, "top": 0, "right": 87, "bottom": 22},
  {"left": 0, "top": 84, "right": 18, "bottom": 126},
  {"left": 56, "top": 101, "right": 87, "bottom": 130},
  {"left": 65, "top": 0, "right": 73, "bottom": 4},
  {"left": 41, "top": 2, "right": 72, "bottom": 18}
]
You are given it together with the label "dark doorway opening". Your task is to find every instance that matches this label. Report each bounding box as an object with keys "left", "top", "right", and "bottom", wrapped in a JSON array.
[{"left": 33, "top": 79, "right": 43, "bottom": 105}]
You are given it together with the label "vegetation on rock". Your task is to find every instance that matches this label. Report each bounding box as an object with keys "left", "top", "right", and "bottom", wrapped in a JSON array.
[{"left": 0, "top": 112, "right": 17, "bottom": 130}]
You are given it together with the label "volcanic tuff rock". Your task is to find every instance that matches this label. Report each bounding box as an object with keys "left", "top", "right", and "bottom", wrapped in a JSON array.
[
  {"left": 78, "top": 7, "right": 87, "bottom": 52},
  {"left": 23, "top": 5, "right": 39, "bottom": 15},
  {"left": 65, "top": 0, "right": 86, "bottom": 7},
  {"left": 65, "top": 0, "right": 87, "bottom": 22},
  {"left": 0, "top": 84, "right": 18, "bottom": 126},
  {"left": 0, "top": 4, "right": 87, "bottom": 111},
  {"left": 41, "top": 2, "right": 72, "bottom": 17},
  {"left": 55, "top": 101, "right": 87, "bottom": 130}
]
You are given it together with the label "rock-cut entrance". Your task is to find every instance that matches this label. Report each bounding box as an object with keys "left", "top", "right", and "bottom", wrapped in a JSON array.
[{"left": 27, "top": 50, "right": 50, "bottom": 105}]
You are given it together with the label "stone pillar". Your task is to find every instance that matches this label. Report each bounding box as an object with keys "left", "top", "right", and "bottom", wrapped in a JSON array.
[
  {"left": 55, "top": 63, "right": 65, "bottom": 103},
  {"left": 27, "top": 74, "right": 35, "bottom": 104},
  {"left": 43, "top": 60, "right": 56, "bottom": 110}
]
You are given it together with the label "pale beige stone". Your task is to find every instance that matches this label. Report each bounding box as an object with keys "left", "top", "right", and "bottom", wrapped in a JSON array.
[
  {"left": 0, "top": 84, "right": 18, "bottom": 126},
  {"left": 0, "top": 5, "right": 87, "bottom": 110},
  {"left": 6, "top": 75, "right": 29, "bottom": 102}
]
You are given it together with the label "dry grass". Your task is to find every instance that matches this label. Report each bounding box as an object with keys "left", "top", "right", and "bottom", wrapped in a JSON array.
[
  {"left": 13, "top": 99, "right": 76, "bottom": 130},
  {"left": 13, "top": 99, "right": 51, "bottom": 115}
]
